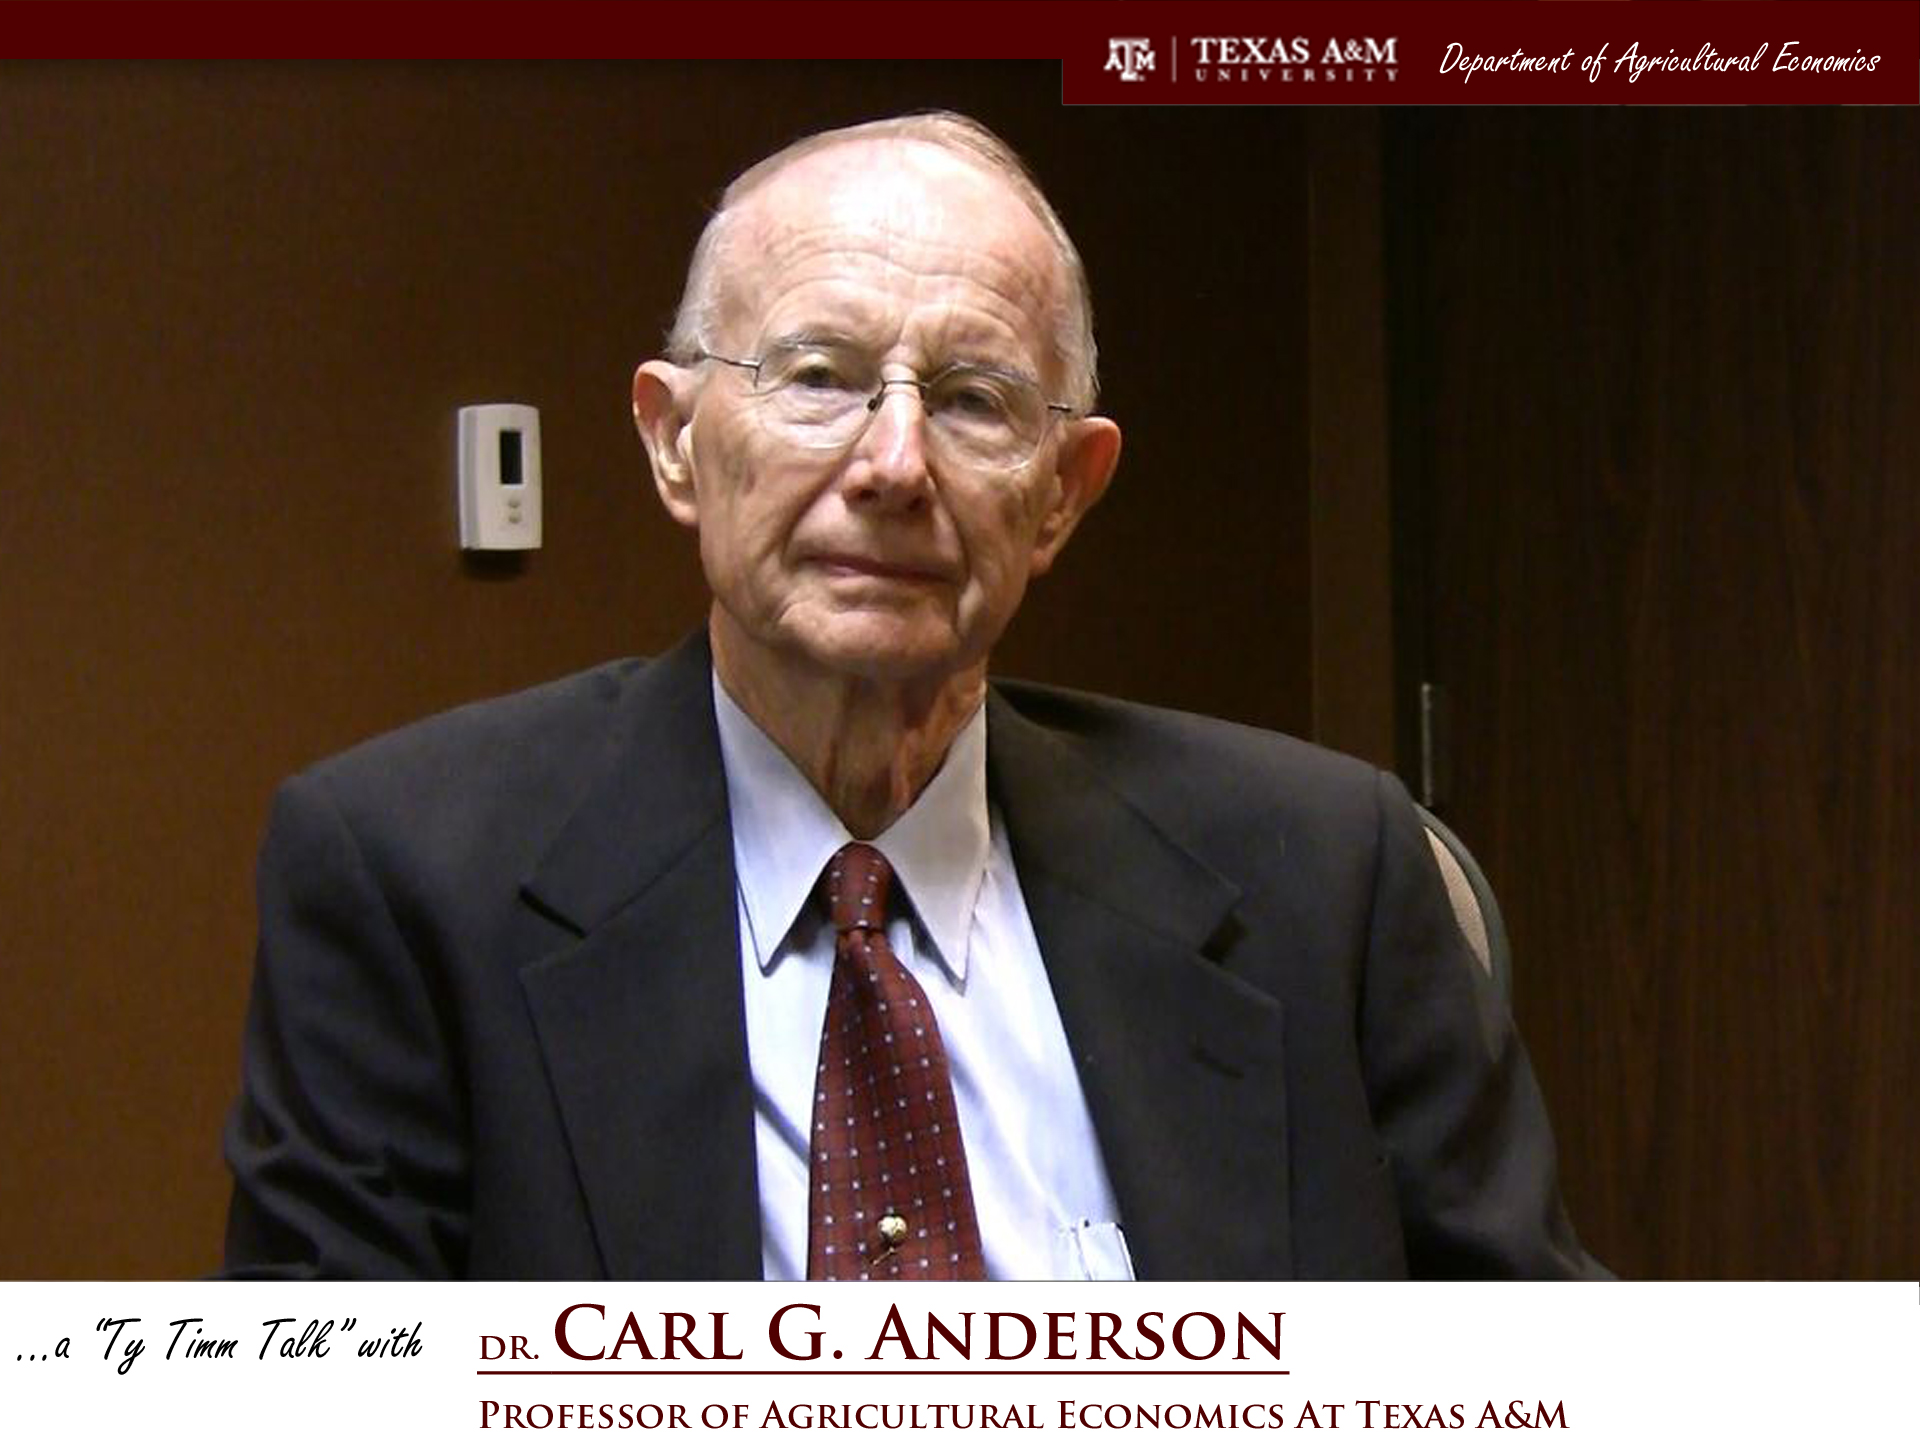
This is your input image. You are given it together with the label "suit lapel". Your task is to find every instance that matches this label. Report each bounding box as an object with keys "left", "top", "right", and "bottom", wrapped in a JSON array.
[
  {"left": 988, "top": 692, "right": 1294, "bottom": 1279},
  {"left": 517, "top": 634, "right": 763, "bottom": 1279}
]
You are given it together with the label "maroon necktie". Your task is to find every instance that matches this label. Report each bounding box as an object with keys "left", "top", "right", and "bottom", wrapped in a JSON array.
[{"left": 806, "top": 842, "right": 986, "bottom": 1280}]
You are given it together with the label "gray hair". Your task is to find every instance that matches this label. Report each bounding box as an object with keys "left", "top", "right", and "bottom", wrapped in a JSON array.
[{"left": 664, "top": 111, "right": 1099, "bottom": 412}]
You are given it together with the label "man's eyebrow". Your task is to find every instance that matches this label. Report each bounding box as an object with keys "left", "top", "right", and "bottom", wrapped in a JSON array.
[
  {"left": 918, "top": 325, "right": 1046, "bottom": 385},
  {"left": 759, "top": 326, "right": 865, "bottom": 352},
  {"left": 941, "top": 355, "right": 1041, "bottom": 386},
  {"left": 757, "top": 328, "right": 1043, "bottom": 387}
]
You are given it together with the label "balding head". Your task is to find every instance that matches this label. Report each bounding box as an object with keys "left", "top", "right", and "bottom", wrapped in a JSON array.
[
  {"left": 629, "top": 110, "right": 1122, "bottom": 733},
  {"left": 665, "top": 112, "right": 1100, "bottom": 413}
]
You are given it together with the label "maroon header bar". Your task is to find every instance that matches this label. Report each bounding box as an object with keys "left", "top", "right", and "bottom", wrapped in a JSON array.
[
  {"left": 0, "top": 0, "right": 1914, "bottom": 108},
  {"left": 1062, "top": 1, "right": 1918, "bottom": 106}
]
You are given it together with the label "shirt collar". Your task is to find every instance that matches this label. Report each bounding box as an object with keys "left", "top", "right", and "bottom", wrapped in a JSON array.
[{"left": 712, "top": 672, "right": 990, "bottom": 986}]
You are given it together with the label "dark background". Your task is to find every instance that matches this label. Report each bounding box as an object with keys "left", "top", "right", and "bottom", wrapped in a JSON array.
[{"left": 0, "top": 64, "right": 1910, "bottom": 1279}]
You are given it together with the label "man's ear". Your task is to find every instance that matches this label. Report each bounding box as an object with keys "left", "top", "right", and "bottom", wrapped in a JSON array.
[
  {"left": 632, "top": 360, "right": 700, "bottom": 528},
  {"left": 1030, "top": 416, "right": 1121, "bottom": 576}
]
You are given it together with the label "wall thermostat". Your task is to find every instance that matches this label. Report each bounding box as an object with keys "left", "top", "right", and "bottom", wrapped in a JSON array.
[{"left": 458, "top": 404, "right": 541, "bottom": 550}]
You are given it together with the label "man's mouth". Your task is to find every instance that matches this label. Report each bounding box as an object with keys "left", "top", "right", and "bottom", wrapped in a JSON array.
[{"left": 810, "top": 553, "right": 953, "bottom": 584}]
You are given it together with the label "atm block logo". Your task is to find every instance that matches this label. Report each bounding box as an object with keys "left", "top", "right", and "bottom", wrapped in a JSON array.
[{"left": 1104, "top": 37, "right": 1156, "bottom": 81}]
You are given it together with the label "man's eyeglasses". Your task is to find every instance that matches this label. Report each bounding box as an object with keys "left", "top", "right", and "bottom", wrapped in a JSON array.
[{"left": 696, "top": 341, "right": 1077, "bottom": 473}]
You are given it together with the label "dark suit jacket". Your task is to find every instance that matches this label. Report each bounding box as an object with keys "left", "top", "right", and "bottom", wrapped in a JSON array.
[{"left": 224, "top": 633, "right": 1600, "bottom": 1279}]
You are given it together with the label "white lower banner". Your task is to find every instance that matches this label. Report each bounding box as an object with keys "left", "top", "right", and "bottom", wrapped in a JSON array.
[{"left": 5, "top": 1282, "right": 1913, "bottom": 1437}]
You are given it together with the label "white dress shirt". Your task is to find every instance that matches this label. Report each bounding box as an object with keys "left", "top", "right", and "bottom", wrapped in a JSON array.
[{"left": 713, "top": 675, "right": 1130, "bottom": 1280}]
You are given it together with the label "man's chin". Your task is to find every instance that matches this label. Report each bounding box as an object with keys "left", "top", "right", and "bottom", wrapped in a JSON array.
[{"left": 784, "top": 619, "right": 976, "bottom": 687}]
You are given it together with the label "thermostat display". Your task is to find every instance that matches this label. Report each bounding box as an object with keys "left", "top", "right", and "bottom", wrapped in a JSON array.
[{"left": 458, "top": 404, "right": 541, "bottom": 550}]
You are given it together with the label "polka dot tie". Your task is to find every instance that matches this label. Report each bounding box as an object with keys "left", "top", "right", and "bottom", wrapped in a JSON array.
[{"left": 806, "top": 842, "right": 986, "bottom": 1280}]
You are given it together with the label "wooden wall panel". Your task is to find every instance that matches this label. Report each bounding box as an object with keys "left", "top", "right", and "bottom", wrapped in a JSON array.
[{"left": 1387, "top": 109, "right": 1918, "bottom": 1277}]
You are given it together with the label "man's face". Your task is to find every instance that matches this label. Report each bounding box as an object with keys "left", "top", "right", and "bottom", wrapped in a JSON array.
[{"left": 635, "top": 139, "right": 1118, "bottom": 692}]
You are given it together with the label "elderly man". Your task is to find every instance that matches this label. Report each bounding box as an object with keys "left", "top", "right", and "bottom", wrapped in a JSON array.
[{"left": 225, "top": 112, "right": 1599, "bottom": 1280}]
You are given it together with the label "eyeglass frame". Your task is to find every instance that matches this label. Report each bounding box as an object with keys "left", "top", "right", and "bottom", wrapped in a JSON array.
[{"left": 692, "top": 343, "right": 1082, "bottom": 471}]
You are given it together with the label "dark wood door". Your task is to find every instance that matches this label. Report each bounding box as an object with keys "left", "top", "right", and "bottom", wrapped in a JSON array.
[{"left": 1385, "top": 108, "right": 1919, "bottom": 1278}]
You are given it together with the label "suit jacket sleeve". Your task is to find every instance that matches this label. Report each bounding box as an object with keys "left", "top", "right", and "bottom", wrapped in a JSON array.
[
  {"left": 1358, "top": 770, "right": 1605, "bottom": 1278},
  {"left": 223, "top": 771, "right": 470, "bottom": 1278}
]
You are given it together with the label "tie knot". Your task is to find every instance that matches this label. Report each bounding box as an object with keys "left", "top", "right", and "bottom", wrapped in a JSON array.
[{"left": 823, "top": 842, "right": 892, "bottom": 935}]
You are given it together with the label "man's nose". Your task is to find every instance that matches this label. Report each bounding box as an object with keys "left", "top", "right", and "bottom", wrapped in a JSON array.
[{"left": 846, "top": 383, "right": 933, "bottom": 505}]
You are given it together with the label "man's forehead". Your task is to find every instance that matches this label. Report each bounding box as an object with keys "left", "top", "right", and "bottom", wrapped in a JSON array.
[
  {"left": 718, "top": 139, "right": 1062, "bottom": 329},
  {"left": 743, "top": 136, "right": 1024, "bottom": 233}
]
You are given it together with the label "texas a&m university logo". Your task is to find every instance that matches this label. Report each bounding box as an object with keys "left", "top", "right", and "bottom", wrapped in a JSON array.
[{"left": 1105, "top": 38, "right": 1156, "bottom": 81}]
